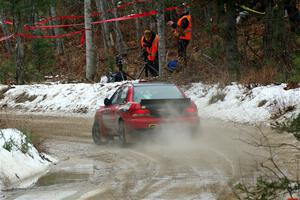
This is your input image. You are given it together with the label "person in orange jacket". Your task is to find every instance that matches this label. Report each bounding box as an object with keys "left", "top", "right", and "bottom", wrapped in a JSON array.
[
  {"left": 140, "top": 30, "right": 159, "bottom": 77},
  {"left": 167, "top": 2, "right": 191, "bottom": 70}
]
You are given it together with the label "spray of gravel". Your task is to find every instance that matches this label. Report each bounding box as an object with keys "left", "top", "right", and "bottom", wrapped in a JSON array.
[
  {"left": 129, "top": 123, "right": 236, "bottom": 198},
  {"left": 130, "top": 119, "right": 263, "bottom": 179},
  {"left": 131, "top": 123, "right": 205, "bottom": 165}
]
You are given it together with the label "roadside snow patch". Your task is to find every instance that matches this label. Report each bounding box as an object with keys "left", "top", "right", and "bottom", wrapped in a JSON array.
[
  {"left": 185, "top": 83, "right": 300, "bottom": 124},
  {"left": 0, "top": 129, "right": 53, "bottom": 190}
]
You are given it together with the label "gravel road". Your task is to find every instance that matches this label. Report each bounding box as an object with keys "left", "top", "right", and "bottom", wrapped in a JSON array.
[{"left": 0, "top": 113, "right": 271, "bottom": 200}]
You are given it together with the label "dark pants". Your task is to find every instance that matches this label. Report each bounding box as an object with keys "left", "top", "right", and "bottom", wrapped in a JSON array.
[
  {"left": 144, "top": 53, "right": 159, "bottom": 77},
  {"left": 290, "top": 13, "right": 300, "bottom": 33},
  {"left": 145, "top": 58, "right": 159, "bottom": 77},
  {"left": 178, "top": 39, "right": 190, "bottom": 60}
]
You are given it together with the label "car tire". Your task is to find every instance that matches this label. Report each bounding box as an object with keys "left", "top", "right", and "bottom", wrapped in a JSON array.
[
  {"left": 118, "top": 121, "right": 128, "bottom": 147},
  {"left": 92, "top": 120, "right": 107, "bottom": 145}
]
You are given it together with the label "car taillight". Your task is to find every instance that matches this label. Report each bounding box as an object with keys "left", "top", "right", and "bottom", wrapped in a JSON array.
[
  {"left": 132, "top": 108, "right": 151, "bottom": 117},
  {"left": 129, "top": 103, "right": 151, "bottom": 117},
  {"left": 185, "top": 103, "right": 198, "bottom": 116}
]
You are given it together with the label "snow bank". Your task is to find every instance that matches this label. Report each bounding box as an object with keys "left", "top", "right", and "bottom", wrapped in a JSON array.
[
  {"left": 0, "top": 82, "right": 123, "bottom": 115},
  {"left": 1, "top": 82, "right": 300, "bottom": 124},
  {"left": 0, "top": 129, "right": 53, "bottom": 190},
  {"left": 185, "top": 83, "right": 300, "bottom": 124}
]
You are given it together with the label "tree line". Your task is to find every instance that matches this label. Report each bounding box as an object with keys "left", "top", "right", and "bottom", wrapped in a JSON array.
[{"left": 0, "top": 0, "right": 299, "bottom": 84}]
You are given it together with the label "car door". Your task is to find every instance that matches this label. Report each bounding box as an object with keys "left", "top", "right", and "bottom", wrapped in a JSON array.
[
  {"left": 111, "top": 86, "right": 129, "bottom": 132},
  {"left": 102, "top": 88, "right": 122, "bottom": 132}
]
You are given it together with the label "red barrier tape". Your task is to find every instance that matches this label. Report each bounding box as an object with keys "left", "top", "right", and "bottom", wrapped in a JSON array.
[
  {"left": 1, "top": 30, "right": 85, "bottom": 42},
  {"left": 92, "top": 10, "right": 157, "bottom": 25},
  {"left": 24, "top": 23, "right": 84, "bottom": 30},
  {"left": 36, "top": 16, "right": 85, "bottom": 26},
  {"left": 4, "top": 20, "right": 13, "bottom": 25},
  {"left": 1, "top": 5, "right": 177, "bottom": 42},
  {"left": 3, "top": 0, "right": 153, "bottom": 26},
  {"left": 26, "top": 6, "right": 177, "bottom": 30},
  {"left": 16, "top": 29, "right": 85, "bottom": 39},
  {"left": 80, "top": 32, "right": 85, "bottom": 46},
  {"left": 36, "top": 0, "right": 153, "bottom": 25},
  {"left": 0, "top": 34, "right": 14, "bottom": 42}
]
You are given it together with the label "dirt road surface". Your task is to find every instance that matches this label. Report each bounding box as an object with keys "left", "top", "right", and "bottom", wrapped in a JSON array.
[{"left": 0, "top": 113, "right": 271, "bottom": 200}]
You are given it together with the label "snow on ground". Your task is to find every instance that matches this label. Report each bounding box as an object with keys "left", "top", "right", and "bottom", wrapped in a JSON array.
[
  {"left": 1, "top": 81, "right": 300, "bottom": 124},
  {"left": 0, "top": 82, "right": 123, "bottom": 116},
  {"left": 186, "top": 83, "right": 300, "bottom": 124},
  {"left": 0, "top": 129, "right": 54, "bottom": 190}
]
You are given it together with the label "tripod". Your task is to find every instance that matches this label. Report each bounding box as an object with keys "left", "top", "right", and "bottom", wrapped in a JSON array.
[
  {"left": 117, "top": 65, "right": 135, "bottom": 81},
  {"left": 136, "top": 61, "right": 159, "bottom": 79},
  {"left": 115, "top": 54, "right": 135, "bottom": 81}
]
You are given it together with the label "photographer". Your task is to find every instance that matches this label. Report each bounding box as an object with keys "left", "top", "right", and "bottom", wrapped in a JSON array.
[
  {"left": 167, "top": 2, "right": 191, "bottom": 71},
  {"left": 140, "top": 30, "right": 159, "bottom": 77},
  {"left": 115, "top": 54, "right": 127, "bottom": 82}
]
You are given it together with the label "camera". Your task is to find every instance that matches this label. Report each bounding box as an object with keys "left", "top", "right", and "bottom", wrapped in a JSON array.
[{"left": 115, "top": 54, "right": 125, "bottom": 69}]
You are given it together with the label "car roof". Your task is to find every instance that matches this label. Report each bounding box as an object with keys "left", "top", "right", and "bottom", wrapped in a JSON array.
[{"left": 131, "top": 82, "right": 176, "bottom": 87}]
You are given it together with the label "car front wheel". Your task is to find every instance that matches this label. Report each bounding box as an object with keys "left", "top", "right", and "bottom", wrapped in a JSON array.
[{"left": 92, "top": 120, "right": 107, "bottom": 145}]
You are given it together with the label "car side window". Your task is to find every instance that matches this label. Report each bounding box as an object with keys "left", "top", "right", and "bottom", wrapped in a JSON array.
[
  {"left": 117, "top": 87, "right": 128, "bottom": 105},
  {"left": 110, "top": 88, "right": 122, "bottom": 105}
]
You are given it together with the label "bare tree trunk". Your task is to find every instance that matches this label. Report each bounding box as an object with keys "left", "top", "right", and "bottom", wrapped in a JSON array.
[
  {"left": 0, "top": 11, "right": 13, "bottom": 54},
  {"left": 111, "top": 0, "right": 128, "bottom": 55},
  {"left": 14, "top": 12, "right": 25, "bottom": 85},
  {"left": 84, "top": 0, "right": 96, "bottom": 81},
  {"left": 264, "top": 0, "right": 273, "bottom": 58},
  {"left": 263, "top": 0, "right": 287, "bottom": 62},
  {"left": 156, "top": 2, "right": 166, "bottom": 77},
  {"left": 50, "top": 4, "right": 64, "bottom": 55},
  {"left": 223, "top": 1, "right": 240, "bottom": 81},
  {"left": 133, "top": 3, "right": 142, "bottom": 45},
  {"left": 96, "top": 0, "right": 112, "bottom": 54}
]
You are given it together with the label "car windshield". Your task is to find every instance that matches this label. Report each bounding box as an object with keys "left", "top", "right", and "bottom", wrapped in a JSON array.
[{"left": 133, "top": 85, "right": 184, "bottom": 102}]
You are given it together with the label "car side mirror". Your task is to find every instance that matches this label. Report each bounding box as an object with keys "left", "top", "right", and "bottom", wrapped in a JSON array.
[{"left": 104, "top": 98, "right": 112, "bottom": 106}]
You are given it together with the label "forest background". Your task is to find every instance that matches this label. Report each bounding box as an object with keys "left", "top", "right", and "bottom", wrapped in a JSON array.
[{"left": 0, "top": 0, "right": 300, "bottom": 85}]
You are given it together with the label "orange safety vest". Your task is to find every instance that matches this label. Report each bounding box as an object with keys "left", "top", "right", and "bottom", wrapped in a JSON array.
[
  {"left": 140, "top": 34, "right": 159, "bottom": 61},
  {"left": 177, "top": 14, "right": 192, "bottom": 40}
]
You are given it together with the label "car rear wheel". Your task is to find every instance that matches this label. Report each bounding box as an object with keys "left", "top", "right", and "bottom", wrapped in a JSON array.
[
  {"left": 118, "top": 121, "right": 128, "bottom": 147},
  {"left": 92, "top": 120, "right": 107, "bottom": 145}
]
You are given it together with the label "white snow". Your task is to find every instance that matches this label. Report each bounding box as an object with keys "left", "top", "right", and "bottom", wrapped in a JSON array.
[
  {"left": 0, "top": 129, "right": 53, "bottom": 190},
  {"left": 0, "top": 81, "right": 300, "bottom": 193},
  {"left": 0, "top": 82, "right": 123, "bottom": 115},
  {"left": 14, "top": 190, "right": 77, "bottom": 200},
  {"left": 185, "top": 83, "right": 300, "bottom": 124},
  {"left": 1, "top": 81, "right": 300, "bottom": 124}
]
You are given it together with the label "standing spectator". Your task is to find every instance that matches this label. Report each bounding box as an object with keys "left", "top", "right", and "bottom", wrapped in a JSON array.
[
  {"left": 140, "top": 30, "right": 159, "bottom": 77},
  {"left": 167, "top": 2, "right": 192, "bottom": 71},
  {"left": 285, "top": 0, "right": 300, "bottom": 33}
]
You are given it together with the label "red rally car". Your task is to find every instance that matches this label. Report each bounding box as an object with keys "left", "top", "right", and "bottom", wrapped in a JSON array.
[{"left": 92, "top": 82, "right": 200, "bottom": 145}]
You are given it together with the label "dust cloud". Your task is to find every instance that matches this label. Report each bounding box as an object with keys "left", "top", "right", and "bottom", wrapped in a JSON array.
[
  {"left": 129, "top": 123, "right": 209, "bottom": 168},
  {"left": 141, "top": 124, "right": 200, "bottom": 149}
]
